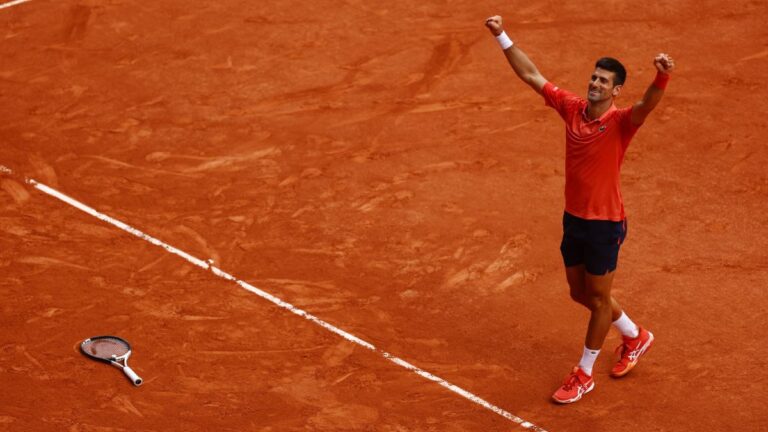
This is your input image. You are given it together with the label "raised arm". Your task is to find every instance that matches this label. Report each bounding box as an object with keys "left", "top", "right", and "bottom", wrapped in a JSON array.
[
  {"left": 630, "top": 53, "right": 675, "bottom": 126},
  {"left": 485, "top": 15, "right": 547, "bottom": 94}
]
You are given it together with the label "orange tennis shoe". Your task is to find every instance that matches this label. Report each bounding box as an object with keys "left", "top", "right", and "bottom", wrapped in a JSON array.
[
  {"left": 611, "top": 327, "right": 654, "bottom": 377},
  {"left": 552, "top": 366, "right": 595, "bottom": 404}
]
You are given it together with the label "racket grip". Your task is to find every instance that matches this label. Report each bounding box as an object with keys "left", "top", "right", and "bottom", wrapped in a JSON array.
[{"left": 123, "top": 366, "right": 143, "bottom": 386}]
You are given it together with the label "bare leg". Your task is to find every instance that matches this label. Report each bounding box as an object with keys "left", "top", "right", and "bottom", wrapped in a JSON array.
[
  {"left": 566, "top": 265, "right": 628, "bottom": 351},
  {"left": 565, "top": 264, "right": 587, "bottom": 305},
  {"left": 583, "top": 271, "right": 623, "bottom": 350}
]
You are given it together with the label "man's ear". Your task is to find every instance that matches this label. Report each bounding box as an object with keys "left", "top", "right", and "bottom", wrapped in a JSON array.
[{"left": 612, "top": 84, "right": 623, "bottom": 97}]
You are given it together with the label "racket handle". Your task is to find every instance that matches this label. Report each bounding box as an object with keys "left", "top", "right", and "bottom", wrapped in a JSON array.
[{"left": 123, "top": 366, "right": 143, "bottom": 386}]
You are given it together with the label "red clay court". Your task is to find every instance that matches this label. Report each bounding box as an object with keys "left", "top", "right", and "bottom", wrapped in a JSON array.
[{"left": 1, "top": 1, "right": 767, "bottom": 431}]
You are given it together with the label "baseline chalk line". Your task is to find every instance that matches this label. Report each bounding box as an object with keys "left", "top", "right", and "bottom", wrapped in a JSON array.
[
  {"left": 2, "top": 165, "right": 547, "bottom": 432},
  {"left": 0, "top": 0, "right": 33, "bottom": 10}
]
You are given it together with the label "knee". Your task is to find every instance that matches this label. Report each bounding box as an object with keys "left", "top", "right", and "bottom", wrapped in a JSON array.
[
  {"left": 569, "top": 287, "right": 588, "bottom": 306},
  {"left": 584, "top": 294, "right": 611, "bottom": 312},
  {"left": 569, "top": 288, "right": 583, "bottom": 305}
]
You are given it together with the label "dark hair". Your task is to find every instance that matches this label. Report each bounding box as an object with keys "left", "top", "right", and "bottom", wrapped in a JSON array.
[{"left": 595, "top": 57, "right": 627, "bottom": 86}]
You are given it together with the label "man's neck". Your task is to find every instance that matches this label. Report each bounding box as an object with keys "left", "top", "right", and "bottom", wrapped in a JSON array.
[{"left": 586, "top": 98, "right": 613, "bottom": 120}]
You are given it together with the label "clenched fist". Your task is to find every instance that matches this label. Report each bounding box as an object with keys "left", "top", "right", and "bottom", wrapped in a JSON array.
[
  {"left": 654, "top": 53, "right": 675, "bottom": 74},
  {"left": 485, "top": 15, "right": 504, "bottom": 36}
]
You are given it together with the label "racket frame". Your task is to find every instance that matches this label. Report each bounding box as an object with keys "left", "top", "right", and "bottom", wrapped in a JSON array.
[{"left": 80, "top": 335, "right": 143, "bottom": 386}]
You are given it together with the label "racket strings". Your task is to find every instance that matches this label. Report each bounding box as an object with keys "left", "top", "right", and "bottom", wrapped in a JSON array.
[{"left": 86, "top": 338, "right": 130, "bottom": 359}]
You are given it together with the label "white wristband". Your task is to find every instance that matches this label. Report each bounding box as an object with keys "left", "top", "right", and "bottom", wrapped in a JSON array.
[{"left": 495, "top": 31, "right": 514, "bottom": 50}]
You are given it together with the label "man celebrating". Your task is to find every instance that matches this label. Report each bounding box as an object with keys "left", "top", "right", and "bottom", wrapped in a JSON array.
[{"left": 484, "top": 15, "right": 675, "bottom": 403}]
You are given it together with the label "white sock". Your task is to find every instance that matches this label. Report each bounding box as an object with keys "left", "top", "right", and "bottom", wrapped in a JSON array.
[
  {"left": 578, "top": 346, "right": 600, "bottom": 376},
  {"left": 613, "top": 312, "right": 640, "bottom": 338}
]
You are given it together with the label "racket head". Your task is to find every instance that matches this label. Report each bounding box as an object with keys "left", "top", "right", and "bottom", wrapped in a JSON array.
[{"left": 80, "top": 336, "right": 132, "bottom": 363}]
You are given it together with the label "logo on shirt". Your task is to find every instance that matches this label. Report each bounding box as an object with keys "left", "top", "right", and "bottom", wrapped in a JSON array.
[{"left": 599, "top": 125, "right": 607, "bottom": 132}]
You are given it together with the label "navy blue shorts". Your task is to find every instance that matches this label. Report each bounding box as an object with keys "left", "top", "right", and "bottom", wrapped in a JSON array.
[{"left": 560, "top": 211, "right": 627, "bottom": 275}]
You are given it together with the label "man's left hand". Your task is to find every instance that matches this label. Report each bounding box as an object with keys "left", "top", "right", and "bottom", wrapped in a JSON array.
[{"left": 654, "top": 53, "right": 675, "bottom": 73}]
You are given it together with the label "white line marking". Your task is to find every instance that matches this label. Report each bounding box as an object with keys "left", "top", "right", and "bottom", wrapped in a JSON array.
[
  {"left": 6, "top": 167, "right": 547, "bottom": 431},
  {"left": 0, "top": 0, "right": 33, "bottom": 10}
]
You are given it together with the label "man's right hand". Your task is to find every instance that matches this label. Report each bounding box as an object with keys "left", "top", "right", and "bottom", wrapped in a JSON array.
[{"left": 485, "top": 16, "right": 504, "bottom": 36}]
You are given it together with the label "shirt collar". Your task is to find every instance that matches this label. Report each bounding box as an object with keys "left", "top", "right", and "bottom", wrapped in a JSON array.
[{"left": 581, "top": 102, "right": 617, "bottom": 124}]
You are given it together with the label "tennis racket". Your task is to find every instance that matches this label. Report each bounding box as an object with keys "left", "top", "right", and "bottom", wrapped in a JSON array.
[{"left": 80, "top": 336, "right": 143, "bottom": 386}]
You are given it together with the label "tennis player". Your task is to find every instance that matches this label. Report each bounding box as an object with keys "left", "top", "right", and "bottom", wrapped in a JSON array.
[{"left": 484, "top": 15, "right": 675, "bottom": 403}]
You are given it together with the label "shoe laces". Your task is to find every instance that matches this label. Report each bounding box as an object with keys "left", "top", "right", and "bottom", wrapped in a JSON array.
[
  {"left": 562, "top": 370, "right": 586, "bottom": 390},
  {"left": 615, "top": 338, "right": 641, "bottom": 362},
  {"left": 615, "top": 343, "right": 628, "bottom": 357}
]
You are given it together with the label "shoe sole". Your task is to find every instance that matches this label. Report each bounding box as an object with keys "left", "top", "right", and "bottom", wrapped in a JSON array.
[
  {"left": 552, "top": 381, "right": 595, "bottom": 404},
  {"left": 611, "top": 331, "right": 654, "bottom": 378}
]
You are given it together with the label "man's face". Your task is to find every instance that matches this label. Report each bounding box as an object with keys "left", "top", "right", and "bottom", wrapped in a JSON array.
[{"left": 587, "top": 67, "right": 622, "bottom": 103}]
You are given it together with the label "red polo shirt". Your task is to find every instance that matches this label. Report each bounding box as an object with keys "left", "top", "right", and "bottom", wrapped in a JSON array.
[{"left": 542, "top": 82, "right": 640, "bottom": 221}]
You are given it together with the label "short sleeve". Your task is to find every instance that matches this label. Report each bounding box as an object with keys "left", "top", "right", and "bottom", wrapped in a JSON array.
[
  {"left": 616, "top": 106, "right": 640, "bottom": 131},
  {"left": 615, "top": 106, "right": 640, "bottom": 148},
  {"left": 542, "top": 82, "right": 581, "bottom": 120}
]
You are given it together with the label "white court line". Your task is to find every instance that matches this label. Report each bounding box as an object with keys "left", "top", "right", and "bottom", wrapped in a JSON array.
[
  {"left": 6, "top": 168, "right": 547, "bottom": 432},
  {"left": 0, "top": 0, "right": 33, "bottom": 10}
]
